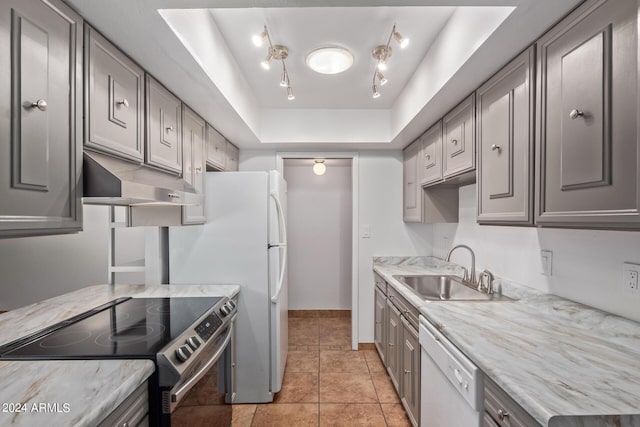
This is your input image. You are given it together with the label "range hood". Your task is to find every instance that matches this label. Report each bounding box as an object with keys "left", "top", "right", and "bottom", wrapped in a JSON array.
[{"left": 83, "top": 151, "right": 201, "bottom": 206}]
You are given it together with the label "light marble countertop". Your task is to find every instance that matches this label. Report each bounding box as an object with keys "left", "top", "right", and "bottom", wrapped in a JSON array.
[
  {"left": 0, "top": 283, "right": 240, "bottom": 427},
  {"left": 373, "top": 256, "right": 640, "bottom": 427}
]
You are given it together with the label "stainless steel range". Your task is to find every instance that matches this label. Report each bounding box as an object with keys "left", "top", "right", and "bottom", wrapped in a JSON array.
[{"left": 0, "top": 296, "right": 238, "bottom": 426}]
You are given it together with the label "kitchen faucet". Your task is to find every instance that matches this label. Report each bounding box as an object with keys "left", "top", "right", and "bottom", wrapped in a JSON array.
[{"left": 445, "top": 244, "right": 477, "bottom": 286}]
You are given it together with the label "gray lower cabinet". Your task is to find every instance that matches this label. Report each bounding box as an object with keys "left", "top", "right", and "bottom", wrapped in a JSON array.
[
  {"left": 145, "top": 75, "right": 182, "bottom": 174},
  {"left": 484, "top": 377, "right": 541, "bottom": 427},
  {"left": 443, "top": 94, "right": 475, "bottom": 179},
  {"left": 477, "top": 46, "right": 535, "bottom": 225},
  {"left": 225, "top": 141, "right": 239, "bottom": 172},
  {"left": 403, "top": 140, "right": 423, "bottom": 222},
  {"left": 420, "top": 121, "right": 443, "bottom": 186},
  {"left": 401, "top": 316, "right": 420, "bottom": 427},
  {"left": 85, "top": 24, "right": 144, "bottom": 163},
  {"left": 182, "top": 105, "right": 206, "bottom": 225},
  {"left": 206, "top": 124, "right": 226, "bottom": 171},
  {"left": 386, "top": 300, "right": 402, "bottom": 391},
  {"left": 0, "top": 0, "right": 83, "bottom": 237},
  {"left": 535, "top": 0, "right": 640, "bottom": 228},
  {"left": 99, "top": 382, "right": 149, "bottom": 427},
  {"left": 374, "top": 285, "right": 387, "bottom": 365}
]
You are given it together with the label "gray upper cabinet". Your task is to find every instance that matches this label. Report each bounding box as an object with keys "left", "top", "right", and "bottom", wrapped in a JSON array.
[
  {"left": 535, "top": 0, "right": 640, "bottom": 228},
  {"left": 0, "top": 0, "right": 83, "bottom": 236},
  {"left": 420, "top": 121, "right": 443, "bottom": 186},
  {"left": 85, "top": 24, "right": 144, "bottom": 163},
  {"left": 443, "top": 94, "right": 476, "bottom": 179},
  {"left": 477, "top": 46, "right": 535, "bottom": 225},
  {"left": 182, "top": 105, "right": 206, "bottom": 225},
  {"left": 403, "top": 140, "right": 423, "bottom": 222},
  {"left": 206, "top": 124, "right": 226, "bottom": 171},
  {"left": 225, "top": 141, "right": 239, "bottom": 172},
  {"left": 145, "top": 75, "right": 182, "bottom": 174}
]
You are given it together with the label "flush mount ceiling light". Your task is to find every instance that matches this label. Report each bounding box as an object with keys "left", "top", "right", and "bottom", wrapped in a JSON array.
[
  {"left": 253, "top": 25, "right": 294, "bottom": 101},
  {"left": 306, "top": 47, "right": 354, "bottom": 75},
  {"left": 313, "top": 160, "right": 326, "bottom": 176},
  {"left": 371, "top": 24, "right": 409, "bottom": 99}
]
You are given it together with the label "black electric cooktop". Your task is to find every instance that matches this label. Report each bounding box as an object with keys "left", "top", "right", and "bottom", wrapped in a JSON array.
[{"left": 0, "top": 297, "right": 223, "bottom": 360}]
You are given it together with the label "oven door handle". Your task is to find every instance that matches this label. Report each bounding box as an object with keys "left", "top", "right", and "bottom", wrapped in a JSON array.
[{"left": 170, "top": 323, "right": 233, "bottom": 406}]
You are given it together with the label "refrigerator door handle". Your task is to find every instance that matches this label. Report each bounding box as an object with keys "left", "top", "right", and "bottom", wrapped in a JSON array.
[{"left": 270, "top": 191, "right": 287, "bottom": 304}]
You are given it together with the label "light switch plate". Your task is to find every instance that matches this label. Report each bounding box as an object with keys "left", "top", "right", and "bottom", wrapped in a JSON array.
[
  {"left": 541, "top": 250, "right": 553, "bottom": 276},
  {"left": 622, "top": 262, "right": 640, "bottom": 294},
  {"left": 361, "top": 225, "right": 371, "bottom": 238}
]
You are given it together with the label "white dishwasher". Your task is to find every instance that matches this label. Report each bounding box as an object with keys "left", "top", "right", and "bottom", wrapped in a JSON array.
[{"left": 419, "top": 316, "right": 483, "bottom": 427}]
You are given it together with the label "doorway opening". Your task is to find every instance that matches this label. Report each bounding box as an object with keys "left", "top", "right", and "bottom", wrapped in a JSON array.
[{"left": 278, "top": 153, "right": 359, "bottom": 350}]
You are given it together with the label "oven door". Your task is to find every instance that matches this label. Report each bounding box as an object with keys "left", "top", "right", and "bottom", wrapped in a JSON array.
[{"left": 166, "top": 317, "right": 236, "bottom": 425}]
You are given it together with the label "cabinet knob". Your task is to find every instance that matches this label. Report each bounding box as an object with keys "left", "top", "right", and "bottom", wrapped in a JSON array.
[
  {"left": 498, "top": 409, "right": 509, "bottom": 420},
  {"left": 426, "top": 154, "right": 431, "bottom": 160},
  {"left": 569, "top": 109, "right": 584, "bottom": 120},
  {"left": 167, "top": 193, "right": 180, "bottom": 199},
  {"left": 491, "top": 144, "right": 501, "bottom": 152},
  {"left": 404, "top": 369, "right": 411, "bottom": 374},
  {"left": 388, "top": 343, "right": 394, "bottom": 347},
  {"left": 166, "top": 125, "right": 174, "bottom": 132},
  {"left": 375, "top": 321, "right": 382, "bottom": 324},
  {"left": 116, "top": 99, "right": 129, "bottom": 108},
  {"left": 30, "top": 99, "right": 47, "bottom": 111},
  {"left": 195, "top": 167, "right": 202, "bottom": 172},
  {"left": 451, "top": 139, "right": 458, "bottom": 145}
]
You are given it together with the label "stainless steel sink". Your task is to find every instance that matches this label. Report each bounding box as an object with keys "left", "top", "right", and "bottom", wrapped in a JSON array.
[{"left": 393, "top": 275, "right": 513, "bottom": 301}]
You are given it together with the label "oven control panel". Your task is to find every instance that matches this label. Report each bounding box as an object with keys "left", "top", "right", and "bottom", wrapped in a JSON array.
[{"left": 195, "top": 314, "right": 223, "bottom": 342}]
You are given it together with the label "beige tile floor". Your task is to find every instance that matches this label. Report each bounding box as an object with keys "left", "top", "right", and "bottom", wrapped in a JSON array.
[{"left": 235, "top": 316, "right": 411, "bottom": 426}]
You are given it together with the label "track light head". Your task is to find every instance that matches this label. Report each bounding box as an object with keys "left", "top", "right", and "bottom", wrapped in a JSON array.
[
  {"left": 376, "top": 70, "right": 388, "bottom": 86},
  {"left": 260, "top": 52, "right": 273, "bottom": 70},
  {"left": 287, "top": 87, "right": 295, "bottom": 101},
  {"left": 393, "top": 31, "right": 409, "bottom": 49},
  {"left": 372, "top": 84, "right": 380, "bottom": 99},
  {"left": 252, "top": 30, "right": 267, "bottom": 47}
]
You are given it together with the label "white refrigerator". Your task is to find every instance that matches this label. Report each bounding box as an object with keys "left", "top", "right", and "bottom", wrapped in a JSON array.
[{"left": 168, "top": 171, "right": 288, "bottom": 403}]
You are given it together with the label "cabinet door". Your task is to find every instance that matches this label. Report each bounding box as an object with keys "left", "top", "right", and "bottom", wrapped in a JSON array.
[
  {"left": 206, "top": 125, "right": 226, "bottom": 171},
  {"left": 477, "top": 47, "right": 535, "bottom": 224},
  {"left": 85, "top": 25, "right": 144, "bottom": 162},
  {"left": 443, "top": 94, "right": 476, "bottom": 178},
  {"left": 225, "top": 141, "right": 239, "bottom": 171},
  {"left": 403, "top": 140, "right": 423, "bottom": 222},
  {"left": 420, "top": 121, "right": 443, "bottom": 186},
  {"left": 401, "top": 317, "right": 420, "bottom": 427},
  {"left": 386, "top": 301, "right": 402, "bottom": 392},
  {"left": 182, "top": 106, "right": 206, "bottom": 225},
  {"left": 374, "top": 286, "right": 387, "bottom": 364},
  {"left": 145, "top": 75, "right": 182, "bottom": 174},
  {"left": 536, "top": 0, "right": 640, "bottom": 228},
  {"left": 0, "top": 0, "right": 83, "bottom": 236}
]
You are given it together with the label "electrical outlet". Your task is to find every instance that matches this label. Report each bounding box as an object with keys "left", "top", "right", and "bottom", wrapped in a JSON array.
[
  {"left": 622, "top": 262, "right": 640, "bottom": 293},
  {"left": 541, "top": 250, "right": 553, "bottom": 276}
]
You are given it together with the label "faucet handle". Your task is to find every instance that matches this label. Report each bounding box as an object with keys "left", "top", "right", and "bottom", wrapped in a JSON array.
[
  {"left": 460, "top": 267, "right": 469, "bottom": 282},
  {"left": 481, "top": 270, "right": 495, "bottom": 294}
]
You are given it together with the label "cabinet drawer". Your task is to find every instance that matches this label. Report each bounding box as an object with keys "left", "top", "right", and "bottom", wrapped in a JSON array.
[
  {"left": 206, "top": 125, "right": 226, "bottom": 170},
  {"left": 420, "top": 121, "right": 443, "bottom": 186},
  {"left": 85, "top": 24, "right": 144, "bottom": 162},
  {"left": 477, "top": 46, "right": 535, "bottom": 224},
  {"left": 443, "top": 94, "right": 475, "bottom": 178},
  {"left": 484, "top": 378, "right": 540, "bottom": 427},
  {"left": 98, "top": 382, "right": 148, "bottom": 427},
  {"left": 145, "top": 74, "right": 182, "bottom": 174}
]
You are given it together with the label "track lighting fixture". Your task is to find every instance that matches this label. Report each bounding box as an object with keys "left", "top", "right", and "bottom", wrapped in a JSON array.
[
  {"left": 313, "top": 160, "right": 326, "bottom": 176},
  {"left": 253, "top": 25, "right": 294, "bottom": 101},
  {"left": 371, "top": 24, "right": 409, "bottom": 99}
]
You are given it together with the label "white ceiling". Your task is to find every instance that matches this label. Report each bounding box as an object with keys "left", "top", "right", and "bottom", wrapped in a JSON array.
[
  {"left": 209, "top": 7, "right": 455, "bottom": 109},
  {"left": 66, "top": 0, "right": 583, "bottom": 150}
]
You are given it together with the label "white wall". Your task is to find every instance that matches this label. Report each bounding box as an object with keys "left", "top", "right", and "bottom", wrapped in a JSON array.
[
  {"left": 0, "top": 205, "right": 110, "bottom": 310},
  {"left": 284, "top": 160, "right": 352, "bottom": 309},
  {"left": 432, "top": 184, "right": 640, "bottom": 323}
]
